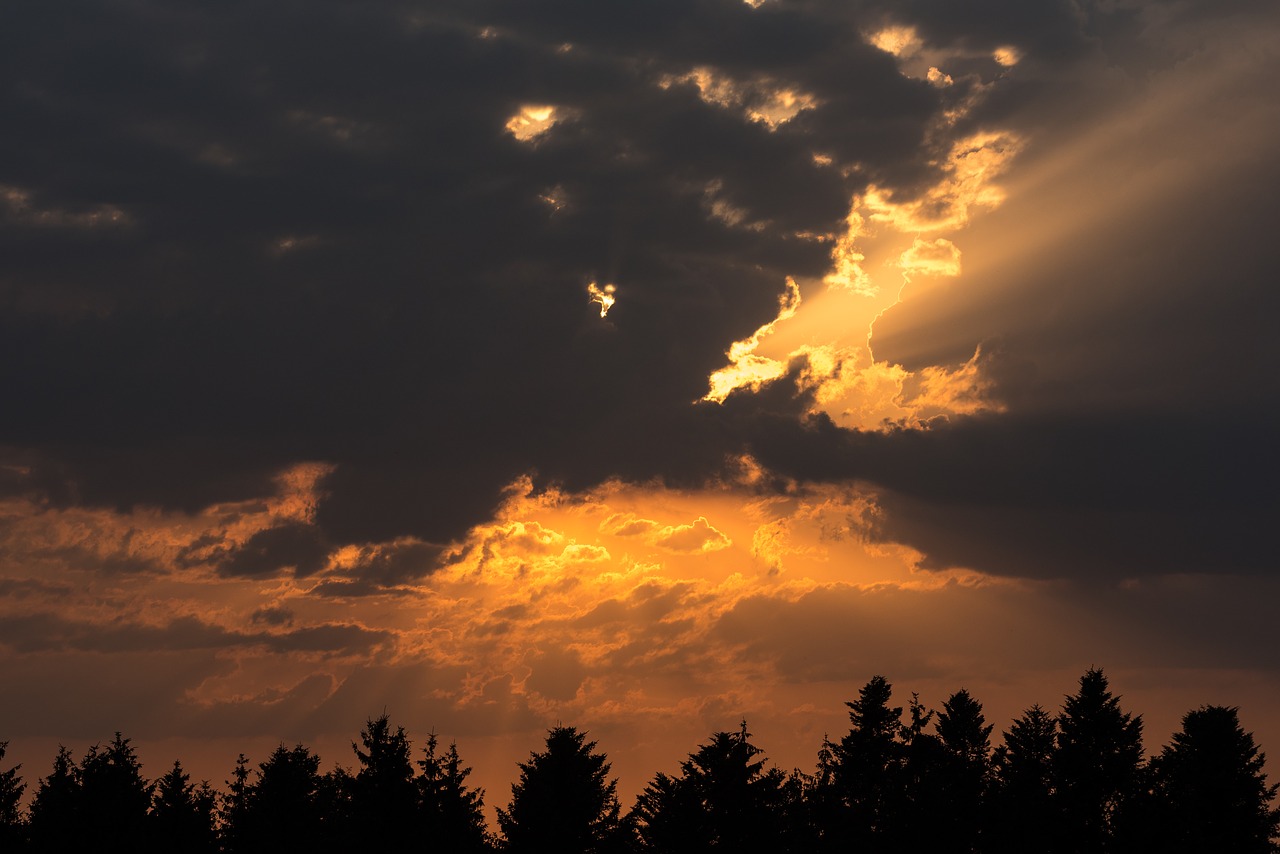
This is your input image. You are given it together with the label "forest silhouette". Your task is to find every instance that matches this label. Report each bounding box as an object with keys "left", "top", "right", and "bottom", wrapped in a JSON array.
[{"left": 1, "top": 669, "right": 1276, "bottom": 852}]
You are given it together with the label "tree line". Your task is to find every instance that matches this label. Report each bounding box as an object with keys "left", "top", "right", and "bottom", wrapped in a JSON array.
[{"left": 0, "top": 669, "right": 1276, "bottom": 853}]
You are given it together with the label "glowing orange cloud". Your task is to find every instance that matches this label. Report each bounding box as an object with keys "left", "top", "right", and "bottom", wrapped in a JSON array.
[
  {"left": 505, "top": 105, "right": 558, "bottom": 142},
  {"left": 587, "top": 282, "right": 617, "bottom": 318},
  {"left": 703, "top": 277, "right": 801, "bottom": 403},
  {"left": 659, "top": 68, "right": 817, "bottom": 130},
  {"left": 701, "top": 128, "right": 1020, "bottom": 429}
]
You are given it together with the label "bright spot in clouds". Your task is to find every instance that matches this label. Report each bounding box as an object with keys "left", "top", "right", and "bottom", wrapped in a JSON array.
[
  {"left": 505, "top": 105, "right": 558, "bottom": 141},
  {"left": 898, "top": 238, "right": 962, "bottom": 279},
  {"left": 869, "top": 26, "right": 922, "bottom": 58},
  {"left": 661, "top": 68, "right": 816, "bottom": 130},
  {"left": 703, "top": 277, "right": 801, "bottom": 403},
  {"left": 994, "top": 46, "right": 1021, "bottom": 67},
  {"left": 703, "top": 130, "right": 1019, "bottom": 427},
  {"left": 587, "top": 282, "right": 617, "bottom": 318}
]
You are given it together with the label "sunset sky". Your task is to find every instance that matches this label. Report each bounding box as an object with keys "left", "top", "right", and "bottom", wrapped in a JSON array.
[{"left": 3, "top": 0, "right": 1279, "bottom": 816}]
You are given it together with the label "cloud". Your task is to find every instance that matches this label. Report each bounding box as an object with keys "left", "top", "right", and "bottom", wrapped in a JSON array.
[
  {"left": 600, "top": 513, "right": 731, "bottom": 554},
  {"left": 218, "top": 522, "right": 331, "bottom": 578},
  {"left": 0, "top": 612, "right": 391, "bottom": 657}
]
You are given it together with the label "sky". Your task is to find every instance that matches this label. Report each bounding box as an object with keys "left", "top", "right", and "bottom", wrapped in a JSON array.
[{"left": 3, "top": 0, "right": 1280, "bottom": 817}]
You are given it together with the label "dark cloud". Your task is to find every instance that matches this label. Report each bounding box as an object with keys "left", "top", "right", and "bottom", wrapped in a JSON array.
[
  {"left": 0, "top": 612, "right": 390, "bottom": 657},
  {"left": 219, "top": 522, "right": 330, "bottom": 578},
  {"left": 249, "top": 605, "right": 295, "bottom": 627},
  {"left": 0, "top": 0, "right": 1276, "bottom": 585},
  {"left": 0, "top": 0, "right": 946, "bottom": 552}
]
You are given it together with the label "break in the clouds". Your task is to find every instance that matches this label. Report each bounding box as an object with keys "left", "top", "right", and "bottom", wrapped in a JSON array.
[{"left": 3, "top": 0, "right": 1280, "bottom": 815}]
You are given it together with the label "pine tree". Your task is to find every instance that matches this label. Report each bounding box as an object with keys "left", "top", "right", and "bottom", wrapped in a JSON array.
[
  {"left": 419, "top": 732, "right": 491, "bottom": 852},
  {"left": 816, "top": 675, "right": 903, "bottom": 853},
  {"left": 892, "top": 692, "right": 948, "bottom": 852},
  {"left": 1149, "top": 705, "right": 1280, "bottom": 853},
  {"left": 78, "top": 734, "right": 154, "bottom": 852},
  {"left": 1053, "top": 669, "right": 1143, "bottom": 853},
  {"left": 27, "top": 745, "right": 79, "bottom": 853},
  {"left": 218, "top": 753, "right": 253, "bottom": 854},
  {"left": 224, "top": 744, "right": 327, "bottom": 854},
  {"left": 989, "top": 704, "right": 1058, "bottom": 853},
  {"left": 351, "top": 714, "right": 417, "bottom": 848},
  {"left": 632, "top": 721, "right": 790, "bottom": 852},
  {"left": 0, "top": 741, "right": 26, "bottom": 852},
  {"left": 151, "top": 760, "right": 216, "bottom": 853},
  {"left": 498, "top": 726, "right": 625, "bottom": 853},
  {"left": 932, "top": 689, "right": 994, "bottom": 852}
]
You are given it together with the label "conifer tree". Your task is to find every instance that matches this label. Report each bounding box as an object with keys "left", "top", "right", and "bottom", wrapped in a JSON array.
[
  {"left": 989, "top": 704, "right": 1058, "bottom": 853},
  {"left": 77, "top": 733, "right": 154, "bottom": 851},
  {"left": 498, "top": 726, "right": 625, "bottom": 853},
  {"left": 1053, "top": 669, "right": 1143, "bottom": 853},
  {"left": 632, "top": 721, "right": 791, "bottom": 852},
  {"left": 0, "top": 741, "right": 26, "bottom": 852},
  {"left": 1149, "top": 705, "right": 1280, "bottom": 853},
  {"left": 224, "top": 744, "right": 327, "bottom": 854},
  {"left": 151, "top": 759, "right": 216, "bottom": 854},
  {"left": 27, "top": 745, "right": 79, "bottom": 853},
  {"left": 419, "top": 732, "right": 491, "bottom": 852},
  {"left": 218, "top": 753, "right": 253, "bottom": 853},
  {"left": 932, "top": 689, "right": 994, "bottom": 852},
  {"left": 352, "top": 714, "right": 417, "bottom": 848},
  {"left": 816, "top": 675, "right": 903, "bottom": 853}
]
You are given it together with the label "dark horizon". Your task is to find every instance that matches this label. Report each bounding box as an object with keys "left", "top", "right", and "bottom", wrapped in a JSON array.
[{"left": 4, "top": 669, "right": 1277, "bottom": 852}]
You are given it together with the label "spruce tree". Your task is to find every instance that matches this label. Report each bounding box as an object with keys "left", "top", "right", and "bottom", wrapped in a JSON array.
[
  {"left": 498, "top": 726, "right": 625, "bottom": 853},
  {"left": 933, "top": 689, "right": 994, "bottom": 852},
  {"left": 419, "top": 732, "right": 491, "bottom": 852},
  {"left": 27, "top": 745, "right": 79, "bottom": 853},
  {"left": 990, "top": 704, "right": 1058, "bottom": 854},
  {"left": 0, "top": 741, "right": 26, "bottom": 852},
  {"left": 817, "top": 675, "right": 903, "bottom": 853},
  {"left": 151, "top": 760, "right": 216, "bottom": 853},
  {"left": 1150, "top": 705, "right": 1280, "bottom": 853},
  {"left": 1053, "top": 669, "right": 1143, "bottom": 853},
  {"left": 351, "top": 714, "right": 417, "bottom": 848},
  {"left": 78, "top": 733, "right": 154, "bottom": 852},
  {"left": 632, "top": 721, "right": 790, "bottom": 852}
]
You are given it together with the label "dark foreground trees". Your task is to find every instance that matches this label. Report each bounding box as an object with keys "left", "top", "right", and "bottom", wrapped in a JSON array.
[{"left": 0, "top": 671, "right": 1277, "bottom": 853}]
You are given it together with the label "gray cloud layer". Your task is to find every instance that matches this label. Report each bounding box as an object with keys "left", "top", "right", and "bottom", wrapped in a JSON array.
[{"left": 2, "top": 0, "right": 1277, "bottom": 580}]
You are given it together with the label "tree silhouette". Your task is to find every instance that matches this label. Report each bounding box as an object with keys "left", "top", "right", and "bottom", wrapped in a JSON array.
[
  {"left": 27, "top": 735, "right": 154, "bottom": 853},
  {"left": 419, "top": 731, "right": 492, "bottom": 852},
  {"left": 223, "top": 744, "right": 327, "bottom": 854},
  {"left": 989, "top": 704, "right": 1058, "bottom": 853},
  {"left": 632, "top": 721, "right": 793, "bottom": 852},
  {"left": 1053, "top": 669, "right": 1143, "bottom": 853},
  {"left": 0, "top": 741, "right": 25, "bottom": 852},
  {"left": 932, "top": 689, "right": 994, "bottom": 852},
  {"left": 27, "top": 745, "right": 79, "bottom": 853},
  {"left": 151, "top": 759, "right": 216, "bottom": 853},
  {"left": 1148, "top": 705, "right": 1280, "bottom": 853},
  {"left": 218, "top": 753, "right": 253, "bottom": 853},
  {"left": 498, "top": 725, "right": 626, "bottom": 853},
  {"left": 890, "top": 692, "right": 951, "bottom": 851},
  {"left": 816, "top": 675, "right": 903, "bottom": 853},
  {"left": 351, "top": 714, "right": 417, "bottom": 848}
]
